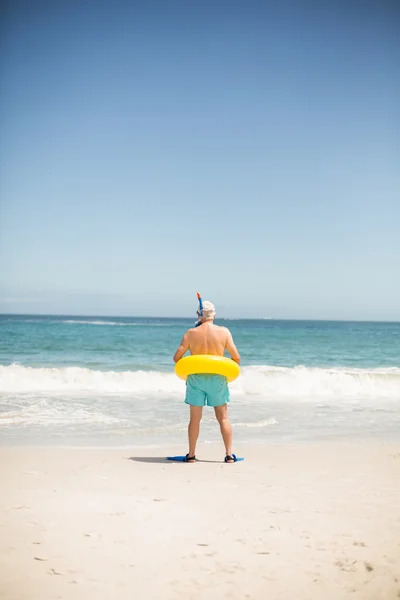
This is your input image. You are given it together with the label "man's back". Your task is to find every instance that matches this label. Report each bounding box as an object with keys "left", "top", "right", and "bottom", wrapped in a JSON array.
[
  {"left": 173, "top": 299, "right": 240, "bottom": 365},
  {"left": 186, "top": 322, "right": 240, "bottom": 363}
]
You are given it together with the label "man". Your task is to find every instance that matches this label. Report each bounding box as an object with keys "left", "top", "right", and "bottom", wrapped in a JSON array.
[{"left": 173, "top": 300, "right": 241, "bottom": 463}]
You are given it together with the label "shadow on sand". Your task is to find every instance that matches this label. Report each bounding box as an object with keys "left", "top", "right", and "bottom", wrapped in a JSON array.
[{"left": 127, "top": 457, "right": 222, "bottom": 464}]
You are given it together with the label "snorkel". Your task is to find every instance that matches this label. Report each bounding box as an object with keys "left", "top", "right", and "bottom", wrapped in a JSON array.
[{"left": 195, "top": 292, "right": 203, "bottom": 327}]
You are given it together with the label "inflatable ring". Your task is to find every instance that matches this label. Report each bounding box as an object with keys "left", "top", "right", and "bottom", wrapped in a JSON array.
[{"left": 175, "top": 355, "right": 240, "bottom": 382}]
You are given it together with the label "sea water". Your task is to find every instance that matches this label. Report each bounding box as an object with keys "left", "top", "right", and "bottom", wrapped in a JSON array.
[{"left": 0, "top": 315, "right": 399, "bottom": 446}]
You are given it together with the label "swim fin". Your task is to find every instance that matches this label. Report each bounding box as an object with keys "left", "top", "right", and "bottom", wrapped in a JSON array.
[
  {"left": 225, "top": 454, "right": 244, "bottom": 462},
  {"left": 166, "top": 455, "right": 196, "bottom": 462}
]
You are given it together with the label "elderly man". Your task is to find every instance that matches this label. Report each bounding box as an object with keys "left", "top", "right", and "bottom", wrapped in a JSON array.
[{"left": 173, "top": 300, "right": 241, "bottom": 463}]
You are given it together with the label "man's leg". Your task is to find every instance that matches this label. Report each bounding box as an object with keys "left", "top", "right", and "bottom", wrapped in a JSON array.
[
  {"left": 214, "top": 404, "right": 233, "bottom": 461},
  {"left": 188, "top": 405, "right": 203, "bottom": 460}
]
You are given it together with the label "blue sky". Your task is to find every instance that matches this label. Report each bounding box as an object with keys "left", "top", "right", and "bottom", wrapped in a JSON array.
[{"left": 0, "top": 0, "right": 399, "bottom": 319}]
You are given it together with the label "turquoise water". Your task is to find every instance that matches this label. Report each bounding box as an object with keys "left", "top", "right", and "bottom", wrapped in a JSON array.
[{"left": 0, "top": 315, "right": 399, "bottom": 445}]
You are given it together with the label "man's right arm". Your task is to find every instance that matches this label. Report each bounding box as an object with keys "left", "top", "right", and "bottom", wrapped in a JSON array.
[{"left": 225, "top": 329, "right": 241, "bottom": 364}]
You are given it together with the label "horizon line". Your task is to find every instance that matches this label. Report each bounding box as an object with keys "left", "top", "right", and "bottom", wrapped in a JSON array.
[{"left": 0, "top": 312, "right": 399, "bottom": 324}]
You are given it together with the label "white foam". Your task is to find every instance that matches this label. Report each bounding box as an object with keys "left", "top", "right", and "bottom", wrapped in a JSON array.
[
  {"left": 0, "top": 364, "right": 184, "bottom": 395},
  {"left": 232, "top": 365, "right": 400, "bottom": 401},
  {"left": 233, "top": 418, "right": 278, "bottom": 428},
  {"left": 1, "top": 364, "right": 399, "bottom": 401},
  {"left": 0, "top": 402, "right": 124, "bottom": 427}
]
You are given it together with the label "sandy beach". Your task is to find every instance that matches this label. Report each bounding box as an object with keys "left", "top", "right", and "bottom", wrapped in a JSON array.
[{"left": 1, "top": 443, "right": 399, "bottom": 600}]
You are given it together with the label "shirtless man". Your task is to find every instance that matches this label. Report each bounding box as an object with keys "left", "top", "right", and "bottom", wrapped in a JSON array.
[{"left": 173, "top": 300, "right": 241, "bottom": 463}]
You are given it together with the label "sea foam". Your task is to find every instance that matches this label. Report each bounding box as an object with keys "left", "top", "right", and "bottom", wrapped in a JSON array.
[{"left": 2, "top": 364, "right": 400, "bottom": 401}]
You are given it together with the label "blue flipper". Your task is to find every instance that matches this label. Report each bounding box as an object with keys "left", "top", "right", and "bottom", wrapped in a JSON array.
[
  {"left": 166, "top": 454, "right": 196, "bottom": 462},
  {"left": 225, "top": 454, "right": 244, "bottom": 463}
]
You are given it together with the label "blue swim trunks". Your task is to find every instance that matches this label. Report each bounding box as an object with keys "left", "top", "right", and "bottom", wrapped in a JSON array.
[{"left": 185, "top": 374, "right": 230, "bottom": 407}]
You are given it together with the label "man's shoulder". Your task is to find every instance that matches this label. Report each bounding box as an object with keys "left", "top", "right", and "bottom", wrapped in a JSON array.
[
  {"left": 214, "top": 324, "right": 230, "bottom": 335},
  {"left": 185, "top": 327, "right": 198, "bottom": 335}
]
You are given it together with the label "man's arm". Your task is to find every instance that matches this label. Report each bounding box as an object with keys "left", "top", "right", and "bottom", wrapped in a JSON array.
[
  {"left": 173, "top": 332, "right": 190, "bottom": 363},
  {"left": 225, "top": 330, "right": 241, "bottom": 364}
]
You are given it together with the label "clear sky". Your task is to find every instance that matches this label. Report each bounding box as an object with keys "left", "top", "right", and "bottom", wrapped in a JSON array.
[{"left": 0, "top": 0, "right": 399, "bottom": 319}]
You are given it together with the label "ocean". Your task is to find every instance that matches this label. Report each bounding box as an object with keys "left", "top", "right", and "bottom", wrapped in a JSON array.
[{"left": 0, "top": 315, "right": 399, "bottom": 446}]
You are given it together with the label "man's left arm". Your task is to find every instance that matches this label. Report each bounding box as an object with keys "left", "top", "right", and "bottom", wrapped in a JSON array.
[{"left": 173, "top": 332, "right": 190, "bottom": 363}]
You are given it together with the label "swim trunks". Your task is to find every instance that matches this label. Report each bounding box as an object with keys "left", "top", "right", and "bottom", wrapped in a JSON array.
[{"left": 185, "top": 374, "right": 230, "bottom": 407}]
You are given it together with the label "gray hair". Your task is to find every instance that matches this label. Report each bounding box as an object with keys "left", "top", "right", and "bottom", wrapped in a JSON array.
[{"left": 201, "top": 300, "right": 216, "bottom": 321}]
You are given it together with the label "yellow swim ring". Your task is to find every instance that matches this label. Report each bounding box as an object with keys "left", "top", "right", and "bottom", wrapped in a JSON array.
[{"left": 175, "top": 355, "right": 240, "bottom": 382}]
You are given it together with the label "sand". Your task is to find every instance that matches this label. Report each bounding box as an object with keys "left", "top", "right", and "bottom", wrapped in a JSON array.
[{"left": 1, "top": 442, "right": 399, "bottom": 600}]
